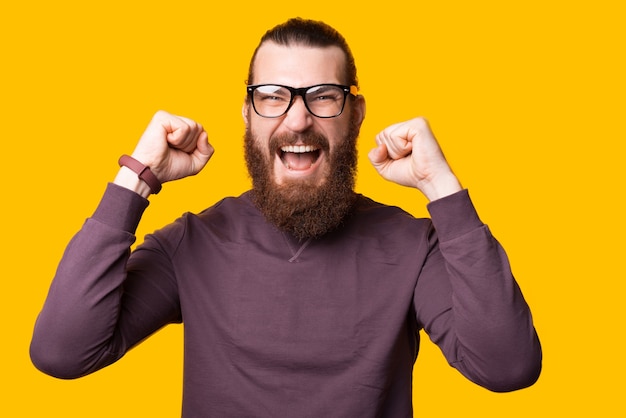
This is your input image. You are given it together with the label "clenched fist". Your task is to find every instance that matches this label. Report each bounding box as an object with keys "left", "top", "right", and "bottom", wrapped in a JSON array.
[
  {"left": 115, "top": 111, "right": 214, "bottom": 196},
  {"left": 368, "top": 117, "right": 462, "bottom": 201}
]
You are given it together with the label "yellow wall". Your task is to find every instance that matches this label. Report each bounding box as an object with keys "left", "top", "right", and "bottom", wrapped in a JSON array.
[{"left": 2, "top": 1, "right": 624, "bottom": 416}]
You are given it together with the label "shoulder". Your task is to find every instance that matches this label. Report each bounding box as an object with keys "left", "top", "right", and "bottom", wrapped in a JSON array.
[
  {"left": 186, "top": 191, "right": 263, "bottom": 233},
  {"left": 344, "top": 194, "right": 433, "bottom": 239},
  {"left": 196, "top": 191, "right": 259, "bottom": 222},
  {"left": 352, "top": 194, "right": 430, "bottom": 224},
  {"left": 147, "top": 191, "right": 263, "bottom": 249}
]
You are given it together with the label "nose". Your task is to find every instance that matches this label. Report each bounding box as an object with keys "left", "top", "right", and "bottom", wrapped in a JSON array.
[{"left": 282, "top": 96, "right": 314, "bottom": 132}]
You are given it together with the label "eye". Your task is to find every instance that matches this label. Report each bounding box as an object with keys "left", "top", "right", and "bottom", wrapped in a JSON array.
[
  {"left": 258, "top": 93, "right": 288, "bottom": 102},
  {"left": 311, "top": 94, "right": 333, "bottom": 102},
  {"left": 255, "top": 86, "right": 290, "bottom": 103},
  {"left": 307, "top": 86, "right": 343, "bottom": 102},
  {"left": 262, "top": 92, "right": 285, "bottom": 100}
]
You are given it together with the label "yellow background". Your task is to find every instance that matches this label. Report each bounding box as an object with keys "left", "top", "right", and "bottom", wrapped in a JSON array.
[{"left": 2, "top": 0, "right": 624, "bottom": 416}]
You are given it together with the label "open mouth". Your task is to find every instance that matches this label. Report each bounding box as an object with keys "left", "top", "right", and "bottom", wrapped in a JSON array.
[{"left": 279, "top": 145, "right": 321, "bottom": 170}]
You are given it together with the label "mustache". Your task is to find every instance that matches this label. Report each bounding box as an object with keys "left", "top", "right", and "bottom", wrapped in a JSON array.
[{"left": 268, "top": 131, "right": 330, "bottom": 155}]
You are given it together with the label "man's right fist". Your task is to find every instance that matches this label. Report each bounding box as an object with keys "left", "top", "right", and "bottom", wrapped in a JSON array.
[{"left": 130, "top": 110, "right": 214, "bottom": 184}]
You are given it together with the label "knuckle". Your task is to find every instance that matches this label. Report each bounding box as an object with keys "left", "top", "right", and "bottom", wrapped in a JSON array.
[{"left": 414, "top": 117, "right": 429, "bottom": 128}]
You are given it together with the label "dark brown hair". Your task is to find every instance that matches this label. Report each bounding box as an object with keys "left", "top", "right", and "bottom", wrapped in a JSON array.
[{"left": 246, "top": 18, "right": 358, "bottom": 88}]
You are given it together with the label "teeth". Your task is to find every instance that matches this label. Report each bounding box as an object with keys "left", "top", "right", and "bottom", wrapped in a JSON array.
[{"left": 280, "top": 145, "right": 318, "bottom": 153}]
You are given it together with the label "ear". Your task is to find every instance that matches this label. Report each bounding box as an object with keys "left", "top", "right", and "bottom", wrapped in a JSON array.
[
  {"left": 242, "top": 102, "right": 250, "bottom": 127},
  {"left": 352, "top": 94, "right": 366, "bottom": 126}
]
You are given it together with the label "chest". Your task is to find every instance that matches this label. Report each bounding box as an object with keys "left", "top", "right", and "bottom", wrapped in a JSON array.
[{"left": 173, "top": 234, "right": 423, "bottom": 367}]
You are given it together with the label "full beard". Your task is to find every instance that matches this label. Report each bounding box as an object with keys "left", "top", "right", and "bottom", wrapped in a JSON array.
[{"left": 244, "top": 116, "right": 360, "bottom": 241}]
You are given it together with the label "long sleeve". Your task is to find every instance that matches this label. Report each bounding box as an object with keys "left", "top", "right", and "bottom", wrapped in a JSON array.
[
  {"left": 414, "top": 190, "right": 542, "bottom": 392},
  {"left": 30, "top": 183, "right": 182, "bottom": 379}
]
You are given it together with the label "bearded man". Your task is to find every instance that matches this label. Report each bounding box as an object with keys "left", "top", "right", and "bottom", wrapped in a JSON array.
[{"left": 31, "top": 18, "right": 541, "bottom": 417}]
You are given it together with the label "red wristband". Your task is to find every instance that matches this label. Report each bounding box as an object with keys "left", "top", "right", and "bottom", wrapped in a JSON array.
[{"left": 118, "top": 154, "right": 162, "bottom": 194}]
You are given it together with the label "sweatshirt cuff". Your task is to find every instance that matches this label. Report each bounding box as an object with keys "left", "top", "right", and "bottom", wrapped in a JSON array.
[
  {"left": 91, "top": 183, "right": 150, "bottom": 233},
  {"left": 426, "top": 189, "right": 484, "bottom": 242}
]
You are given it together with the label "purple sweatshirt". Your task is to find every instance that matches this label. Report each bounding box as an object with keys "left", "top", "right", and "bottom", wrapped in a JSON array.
[{"left": 31, "top": 184, "right": 541, "bottom": 417}]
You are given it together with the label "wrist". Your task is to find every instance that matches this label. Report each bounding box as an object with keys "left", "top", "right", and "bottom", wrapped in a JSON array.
[
  {"left": 114, "top": 166, "right": 153, "bottom": 198},
  {"left": 419, "top": 171, "right": 462, "bottom": 202},
  {"left": 117, "top": 154, "right": 162, "bottom": 196}
]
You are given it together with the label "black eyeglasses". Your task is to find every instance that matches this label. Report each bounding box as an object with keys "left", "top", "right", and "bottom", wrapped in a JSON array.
[{"left": 247, "top": 83, "right": 358, "bottom": 118}]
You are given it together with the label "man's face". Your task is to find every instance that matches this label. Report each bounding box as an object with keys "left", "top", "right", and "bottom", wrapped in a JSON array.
[
  {"left": 244, "top": 42, "right": 364, "bottom": 188},
  {"left": 243, "top": 42, "right": 365, "bottom": 240}
]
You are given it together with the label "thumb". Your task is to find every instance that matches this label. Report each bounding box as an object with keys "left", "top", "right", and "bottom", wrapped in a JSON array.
[
  {"left": 368, "top": 142, "right": 388, "bottom": 166},
  {"left": 196, "top": 131, "right": 214, "bottom": 159}
]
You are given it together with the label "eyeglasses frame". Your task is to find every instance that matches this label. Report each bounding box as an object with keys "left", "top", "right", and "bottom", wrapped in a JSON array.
[{"left": 246, "top": 83, "right": 359, "bottom": 119}]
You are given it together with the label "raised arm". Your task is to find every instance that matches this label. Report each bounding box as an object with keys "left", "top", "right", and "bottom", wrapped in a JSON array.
[
  {"left": 30, "top": 111, "right": 214, "bottom": 378},
  {"left": 369, "top": 117, "right": 541, "bottom": 390},
  {"left": 419, "top": 191, "right": 541, "bottom": 391}
]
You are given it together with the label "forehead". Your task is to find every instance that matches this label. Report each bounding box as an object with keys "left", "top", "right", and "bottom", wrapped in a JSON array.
[{"left": 251, "top": 42, "right": 346, "bottom": 86}]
